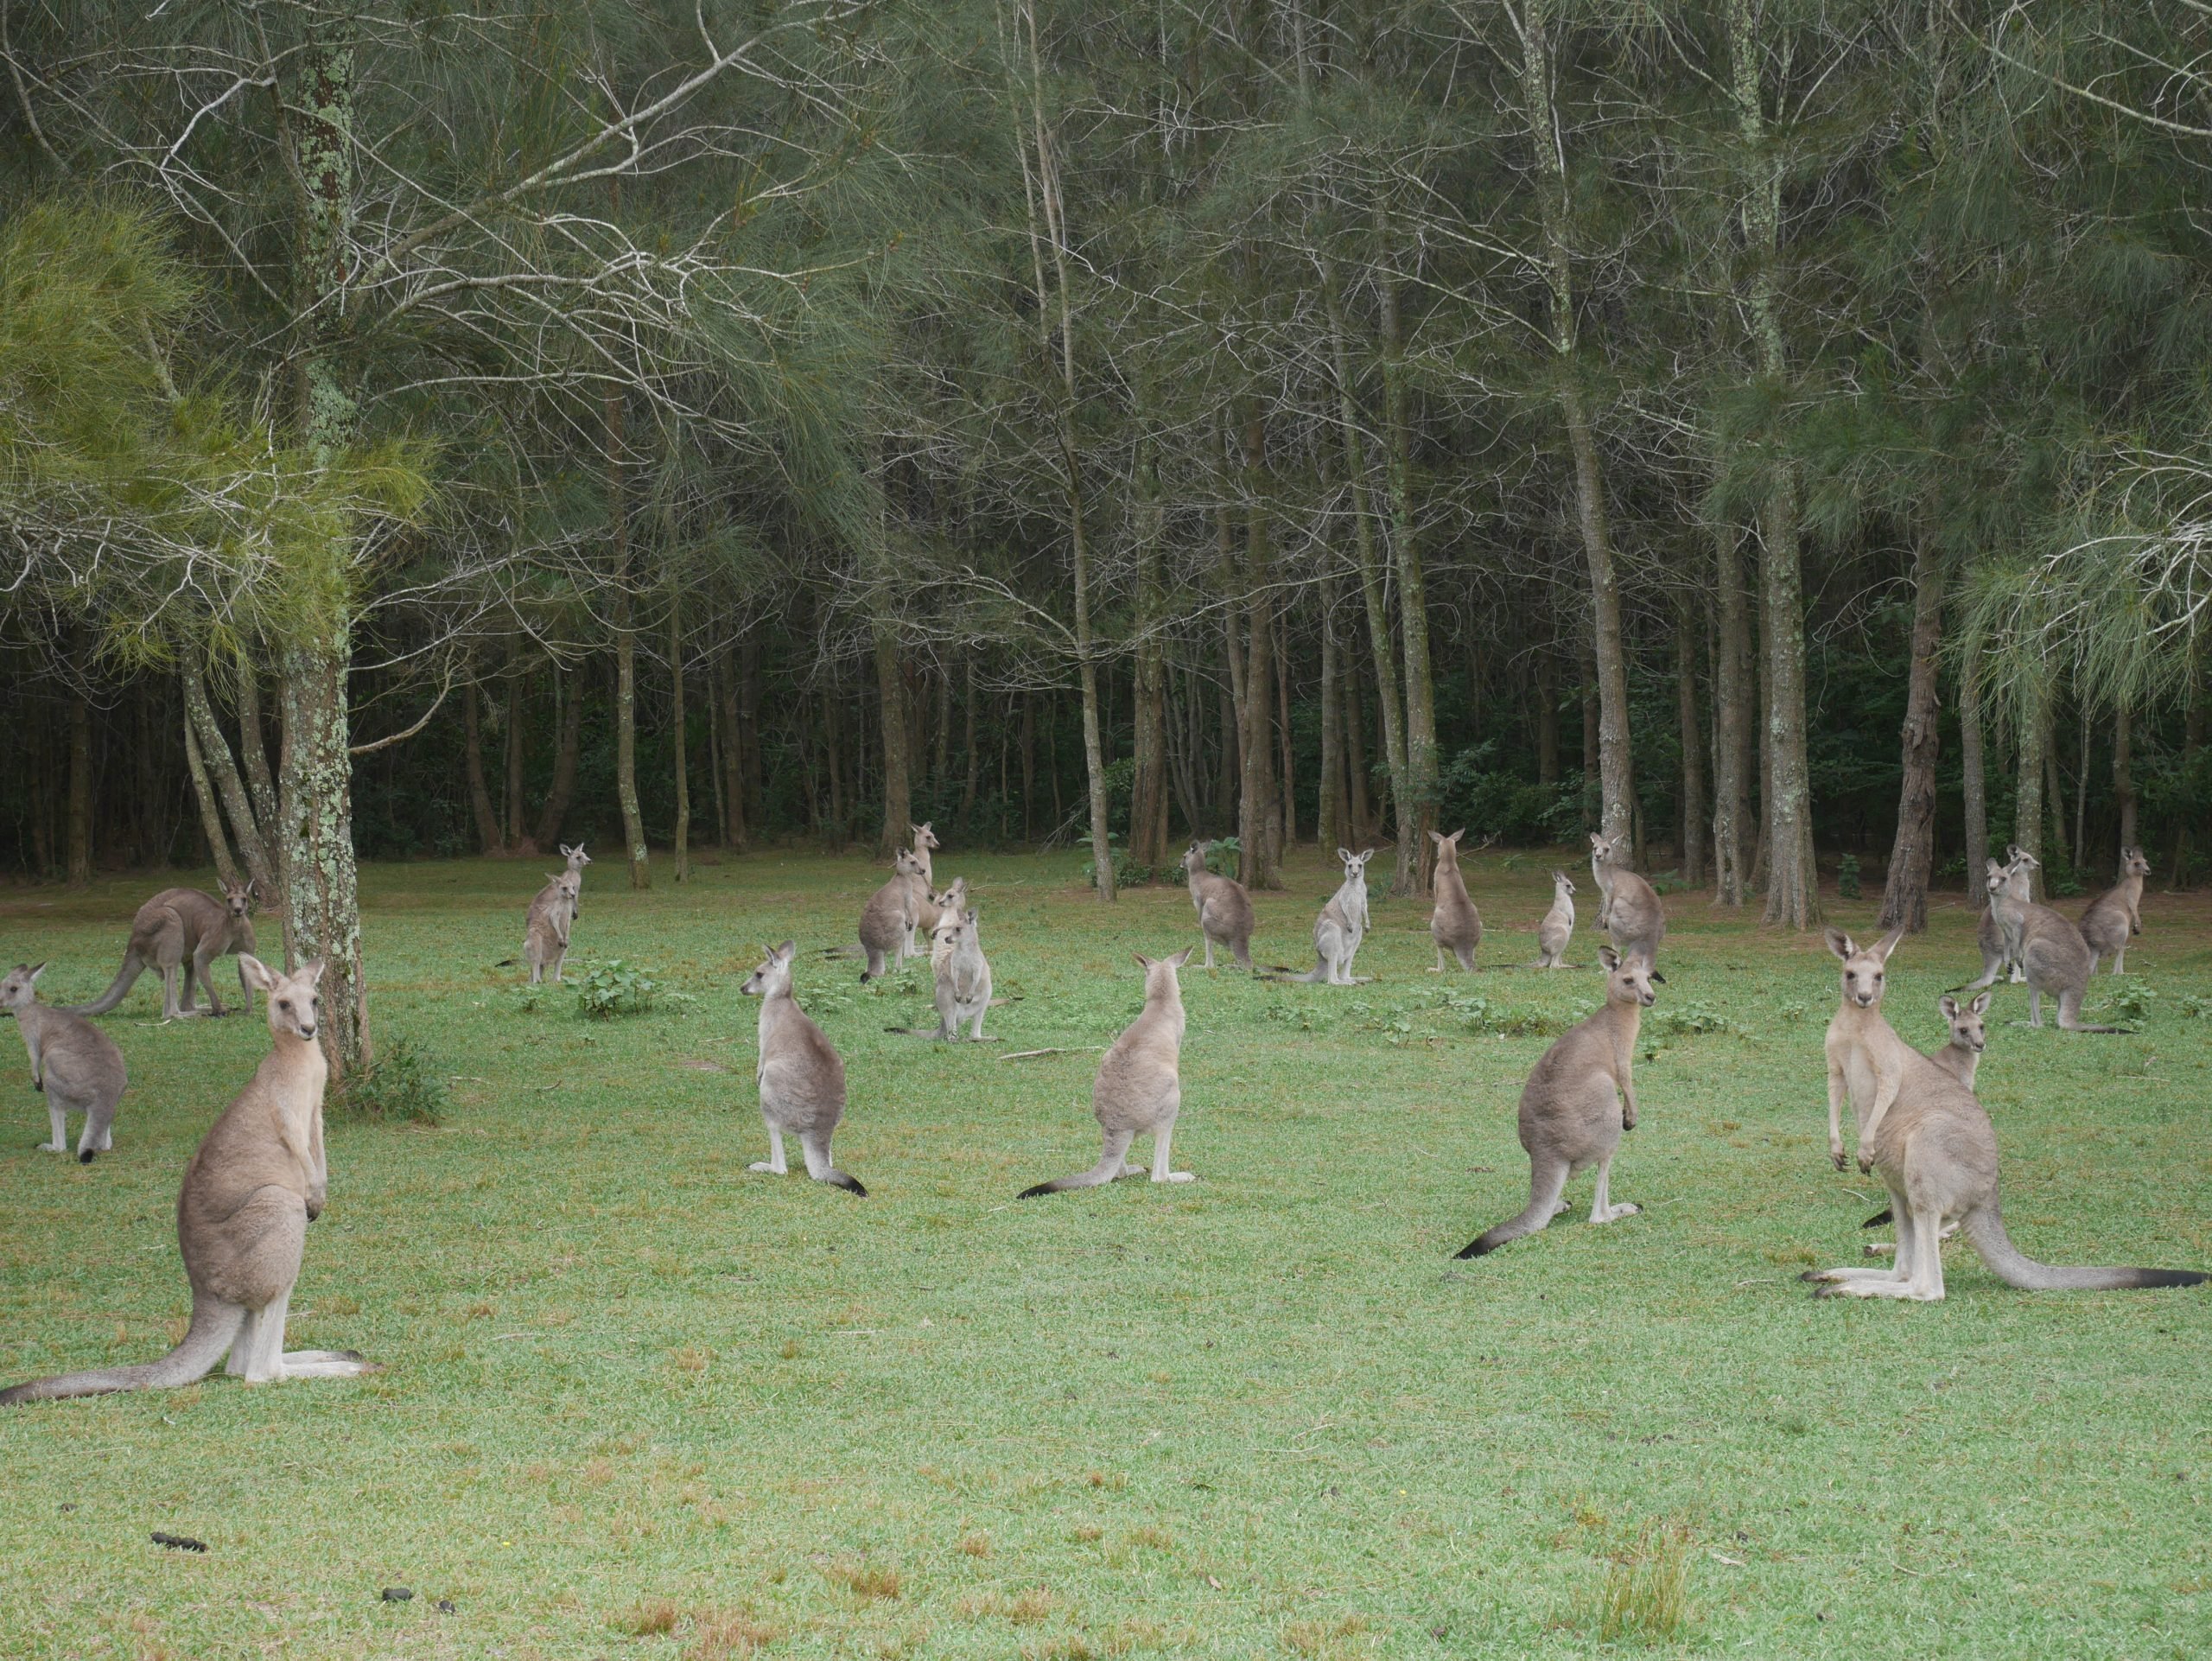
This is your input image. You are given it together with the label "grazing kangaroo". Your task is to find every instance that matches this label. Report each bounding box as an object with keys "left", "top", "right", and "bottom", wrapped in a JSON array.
[
  {"left": 1588, "top": 833, "right": 1665, "bottom": 964},
  {"left": 2079, "top": 845, "right": 2152, "bottom": 975},
  {"left": 1428, "top": 830, "right": 1483, "bottom": 972},
  {"left": 1, "top": 964, "right": 127, "bottom": 1161},
  {"left": 558, "top": 843, "right": 590, "bottom": 924},
  {"left": 930, "top": 907, "right": 994, "bottom": 1040},
  {"left": 1275, "top": 848, "right": 1374, "bottom": 984},
  {"left": 70, "top": 880, "right": 257, "bottom": 1020},
  {"left": 0, "top": 958, "right": 380, "bottom": 1403},
  {"left": 1182, "top": 841, "right": 1255, "bottom": 972},
  {"left": 1974, "top": 851, "right": 2126, "bottom": 1032},
  {"left": 1535, "top": 869, "right": 1576, "bottom": 970},
  {"left": 1804, "top": 934, "right": 2203, "bottom": 1302},
  {"left": 1019, "top": 949, "right": 1196, "bottom": 1196},
  {"left": 859, "top": 849, "right": 928, "bottom": 982},
  {"left": 739, "top": 942, "right": 865, "bottom": 1194},
  {"left": 523, "top": 870, "right": 581, "bottom": 985},
  {"left": 904, "top": 823, "right": 944, "bottom": 947},
  {"left": 1455, "top": 946, "right": 1661, "bottom": 1258}
]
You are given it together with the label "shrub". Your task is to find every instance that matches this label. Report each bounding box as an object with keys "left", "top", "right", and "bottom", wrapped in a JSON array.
[
  {"left": 1836, "top": 854, "right": 1861, "bottom": 899},
  {"left": 339, "top": 1037, "right": 448, "bottom": 1125},
  {"left": 2107, "top": 977, "right": 2156, "bottom": 1022},
  {"left": 1204, "top": 836, "right": 1241, "bottom": 877},
  {"left": 575, "top": 959, "right": 660, "bottom": 1018}
]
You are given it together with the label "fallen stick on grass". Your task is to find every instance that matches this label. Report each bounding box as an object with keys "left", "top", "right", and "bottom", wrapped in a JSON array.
[{"left": 994, "top": 1046, "right": 1106, "bottom": 1062}]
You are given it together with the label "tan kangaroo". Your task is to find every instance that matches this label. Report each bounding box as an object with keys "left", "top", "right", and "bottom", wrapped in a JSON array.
[
  {"left": 1965, "top": 859, "right": 2019, "bottom": 990},
  {"left": 2, "top": 964, "right": 127, "bottom": 1161},
  {"left": 0, "top": 958, "right": 379, "bottom": 1403},
  {"left": 1454, "top": 946, "right": 1661, "bottom": 1258},
  {"left": 1977, "top": 850, "right": 2126, "bottom": 1031},
  {"left": 1535, "top": 869, "right": 1576, "bottom": 969},
  {"left": 905, "top": 823, "right": 944, "bottom": 947},
  {"left": 523, "top": 869, "right": 581, "bottom": 985},
  {"left": 1428, "top": 830, "right": 1483, "bottom": 972},
  {"left": 859, "top": 850, "right": 927, "bottom": 982},
  {"left": 558, "top": 843, "right": 590, "bottom": 925},
  {"left": 2079, "top": 845, "right": 2152, "bottom": 975},
  {"left": 70, "top": 880, "right": 257, "bottom": 1020},
  {"left": 1019, "top": 949, "right": 1197, "bottom": 1196},
  {"left": 1588, "top": 833, "right": 1665, "bottom": 964},
  {"left": 1804, "top": 933, "right": 2204, "bottom": 1301},
  {"left": 1182, "top": 841, "right": 1255, "bottom": 971},
  {"left": 918, "top": 875, "right": 969, "bottom": 953},
  {"left": 930, "top": 907, "right": 994, "bottom": 1040},
  {"left": 1274, "top": 848, "right": 1374, "bottom": 984},
  {"left": 739, "top": 942, "right": 865, "bottom": 1193},
  {"left": 1822, "top": 926, "right": 1919, "bottom": 1172},
  {"left": 1859, "top": 990, "right": 1994, "bottom": 1249}
]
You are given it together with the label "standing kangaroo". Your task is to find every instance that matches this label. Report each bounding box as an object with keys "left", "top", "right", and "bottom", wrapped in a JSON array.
[
  {"left": 1182, "top": 841, "right": 1255, "bottom": 972},
  {"left": 0, "top": 958, "right": 380, "bottom": 1403},
  {"left": 739, "top": 942, "right": 866, "bottom": 1193},
  {"left": 70, "top": 880, "right": 257, "bottom": 1020},
  {"left": 2, "top": 964, "right": 127, "bottom": 1161},
  {"left": 1860, "top": 990, "right": 1994, "bottom": 1248},
  {"left": 1588, "top": 833, "right": 1665, "bottom": 964},
  {"left": 1971, "top": 850, "right": 2126, "bottom": 1031},
  {"left": 1805, "top": 932, "right": 2203, "bottom": 1301},
  {"left": 1019, "top": 949, "right": 1197, "bottom": 1196},
  {"left": 1455, "top": 946, "right": 1661, "bottom": 1258},
  {"left": 1966, "top": 858, "right": 2023, "bottom": 990},
  {"left": 523, "top": 869, "right": 582, "bottom": 985},
  {"left": 2079, "top": 845, "right": 2152, "bottom": 975},
  {"left": 859, "top": 850, "right": 927, "bottom": 982},
  {"left": 1276, "top": 848, "right": 1374, "bottom": 984},
  {"left": 904, "top": 823, "right": 944, "bottom": 947},
  {"left": 1535, "top": 869, "right": 1576, "bottom": 970},
  {"left": 931, "top": 907, "right": 994, "bottom": 1040},
  {"left": 558, "top": 843, "right": 590, "bottom": 924},
  {"left": 1428, "top": 830, "right": 1484, "bottom": 972}
]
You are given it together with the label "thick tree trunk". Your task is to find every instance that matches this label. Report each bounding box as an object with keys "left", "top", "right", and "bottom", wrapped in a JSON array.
[
  {"left": 278, "top": 637, "right": 369, "bottom": 1076},
  {"left": 2072, "top": 700, "right": 2090, "bottom": 869},
  {"left": 1960, "top": 638, "right": 1989, "bottom": 904},
  {"left": 535, "top": 665, "right": 583, "bottom": 850},
  {"left": 1711, "top": 523, "right": 1750, "bottom": 906},
  {"left": 1675, "top": 602, "right": 1707, "bottom": 888},
  {"left": 1536, "top": 646, "right": 1560, "bottom": 787},
  {"left": 1276, "top": 608, "right": 1296, "bottom": 850},
  {"left": 607, "top": 392, "right": 648, "bottom": 888},
  {"left": 235, "top": 656, "right": 279, "bottom": 844},
  {"left": 1757, "top": 486, "right": 1819, "bottom": 926},
  {"left": 671, "top": 592, "right": 690, "bottom": 882},
  {"left": 2114, "top": 703, "right": 2137, "bottom": 851},
  {"left": 181, "top": 708, "right": 242, "bottom": 888},
  {"left": 1237, "top": 411, "right": 1281, "bottom": 888},
  {"left": 870, "top": 619, "right": 910, "bottom": 860},
  {"left": 2045, "top": 721, "right": 2070, "bottom": 871},
  {"left": 183, "top": 658, "right": 278, "bottom": 896},
  {"left": 1878, "top": 539, "right": 1945, "bottom": 931},
  {"left": 463, "top": 678, "right": 505, "bottom": 855}
]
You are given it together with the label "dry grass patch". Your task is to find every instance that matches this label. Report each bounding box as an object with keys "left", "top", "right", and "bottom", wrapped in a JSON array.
[
  {"left": 623, "top": 1599, "right": 680, "bottom": 1636},
  {"left": 822, "top": 1557, "right": 902, "bottom": 1601},
  {"left": 683, "top": 1609, "right": 775, "bottom": 1659},
  {"left": 1594, "top": 1519, "right": 1693, "bottom": 1643},
  {"left": 1283, "top": 1614, "right": 1370, "bottom": 1657},
  {"left": 958, "top": 1533, "right": 992, "bottom": 1557}
]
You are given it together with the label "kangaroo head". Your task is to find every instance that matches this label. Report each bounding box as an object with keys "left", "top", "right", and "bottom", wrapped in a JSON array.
[
  {"left": 1184, "top": 841, "right": 1210, "bottom": 877},
  {"left": 911, "top": 822, "right": 939, "bottom": 854},
  {"left": 1590, "top": 832, "right": 1631, "bottom": 869},
  {"left": 1429, "top": 828, "right": 1465, "bottom": 869},
  {"left": 1598, "top": 945, "right": 1660, "bottom": 1007},
  {"left": 224, "top": 879, "right": 254, "bottom": 920},
  {"left": 0, "top": 962, "right": 46, "bottom": 1014},
  {"left": 1939, "top": 991, "right": 1990, "bottom": 1054},
  {"left": 893, "top": 849, "right": 925, "bottom": 879},
  {"left": 1134, "top": 946, "right": 1195, "bottom": 996},
  {"left": 740, "top": 941, "right": 798, "bottom": 998},
  {"left": 1552, "top": 869, "right": 1575, "bottom": 894},
  {"left": 1824, "top": 926, "right": 1902, "bottom": 1010},
  {"left": 1337, "top": 847, "right": 1374, "bottom": 880},
  {"left": 2122, "top": 845, "right": 2152, "bottom": 878},
  {"left": 556, "top": 871, "right": 582, "bottom": 905},
  {"left": 241, "top": 955, "right": 325, "bottom": 1042},
  {"left": 562, "top": 842, "right": 591, "bottom": 871}
]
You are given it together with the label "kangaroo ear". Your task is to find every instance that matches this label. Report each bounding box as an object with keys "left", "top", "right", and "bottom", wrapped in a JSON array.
[
  {"left": 1649, "top": 970, "right": 1666, "bottom": 984},
  {"left": 1447, "top": 829, "right": 1465, "bottom": 843},
  {"left": 238, "top": 954, "right": 278, "bottom": 993},
  {"left": 775, "top": 940, "right": 796, "bottom": 959},
  {"left": 1968, "top": 991, "right": 1990, "bottom": 1015},
  {"left": 1338, "top": 847, "right": 1353, "bottom": 863},
  {"left": 963, "top": 908, "right": 977, "bottom": 925},
  {"left": 1599, "top": 945, "right": 1622, "bottom": 971},
  {"left": 1134, "top": 953, "right": 1153, "bottom": 971},
  {"left": 300, "top": 958, "right": 327, "bottom": 987},
  {"left": 1872, "top": 926, "right": 1905, "bottom": 964},
  {"left": 1429, "top": 830, "right": 1446, "bottom": 846},
  {"left": 26, "top": 962, "right": 45, "bottom": 983},
  {"left": 1168, "top": 946, "right": 1194, "bottom": 968},
  {"left": 1824, "top": 927, "right": 1855, "bottom": 961},
  {"left": 1941, "top": 995, "right": 1960, "bottom": 1018}
]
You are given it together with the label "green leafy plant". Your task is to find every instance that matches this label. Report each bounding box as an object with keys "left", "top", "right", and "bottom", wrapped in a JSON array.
[
  {"left": 1657, "top": 1004, "right": 1744, "bottom": 1039},
  {"left": 575, "top": 959, "right": 661, "bottom": 1019},
  {"left": 2106, "top": 977, "right": 2156, "bottom": 1022},
  {"left": 2177, "top": 992, "right": 2210, "bottom": 1019},
  {"left": 1204, "top": 837, "right": 1242, "bottom": 877},
  {"left": 338, "top": 1037, "right": 448, "bottom": 1125},
  {"left": 1836, "top": 854, "right": 1861, "bottom": 900}
]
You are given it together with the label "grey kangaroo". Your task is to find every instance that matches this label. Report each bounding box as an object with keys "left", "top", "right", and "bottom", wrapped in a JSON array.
[
  {"left": 1183, "top": 841, "right": 1255, "bottom": 972},
  {"left": 2, "top": 964, "right": 127, "bottom": 1161},
  {"left": 1275, "top": 848, "right": 1374, "bottom": 984},
  {"left": 740, "top": 942, "right": 866, "bottom": 1193},
  {"left": 1861, "top": 992, "right": 1991, "bottom": 1245},
  {"left": 1971, "top": 850, "right": 2126, "bottom": 1031},
  {"left": 1805, "top": 932, "right": 2202, "bottom": 1301},
  {"left": 0, "top": 958, "right": 379, "bottom": 1403},
  {"left": 1588, "top": 833, "right": 1665, "bottom": 964},
  {"left": 2079, "top": 845, "right": 2152, "bottom": 975},
  {"left": 1966, "top": 858, "right": 2023, "bottom": 990},
  {"left": 1455, "top": 946, "right": 1662, "bottom": 1258},
  {"left": 859, "top": 850, "right": 928, "bottom": 982},
  {"left": 1428, "top": 830, "right": 1484, "bottom": 972},
  {"left": 523, "top": 869, "right": 581, "bottom": 984},
  {"left": 930, "top": 906, "right": 994, "bottom": 1040},
  {"left": 71, "top": 880, "right": 257, "bottom": 1020},
  {"left": 1019, "top": 949, "right": 1197, "bottom": 1196},
  {"left": 1535, "top": 869, "right": 1576, "bottom": 970},
  {"left": 905, "top": 823, "right": 945, "bottom": 948},
  {"left": 558, "top": 843, "right": 590, "bottom": 924}
]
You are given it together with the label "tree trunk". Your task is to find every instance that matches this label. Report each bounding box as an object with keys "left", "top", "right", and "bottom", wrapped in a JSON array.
[
  {"left": 277, "top": 635, "right": 369, "bottom": 1076},
  {"left": 2045, "top": 716, "right": 2070, "bottom": 871},
  {"left": 65, "top": 691, "right": 92, "bottom": 888},
  {"left": 707, "top": 655, "right": 728, "bottom": 850},
  {"left": 1581, "top": 669, "right": 1599, "bottom": 831},
  {"left": 869, "top": 610, "right": 910, "bottom": 860},
  {"left": 2014, "top": 677, "right": 2049, "bottom": 901},
  {"left": 535, "top": 665, "right": 583, "bottom": 851},
  {"left": 1675, "top": 602, "right": 1707, "bottom": 888},
  {"left": 504, "top": 669, "right": 529, "bottom": 854},
  {"left": 607, "top": 392, "right": 649, "bottom": 888},
  {"left": 720, "top": 651, "right": 747, "bottom": 852},
  {"left": 1276, "top": 607, "right": 1296, "bottom": 850},
  {"left": 235, "top": 655, "right": 280, "bottom": 843},
  {"left": 671, "top": 591, "right": 690, "bottom": 882},
  {"left": 1020, "top": 694, "right": 1035, "bottom": 843},
  {"left": 1536, "top": 645, "right": 1560, "bottom": 787},
  {"left": 463, "top": 678, "right": 505, "bottom": 855},
  {"left": 958, "top": 659, "right": 982, "bottom": 833},
  {"left": 2114, "top": 703, "right": 2137, "bottom": 852},
  {"left": 183, "top": 657, "right": 278, "bottom": 896},
  {"left": 1373, "top": 204, "right": 1438, "bottom": 890},
  {"left": 1237, "top": 410, "right": 1281, "bottom": 889},
  {"left": 1878, "top": 539, "right": 1945, "bottom": 931},
  {"left": 1960, "top": 637, "right": 1989, "bottom": 904},
  {"left": 1129, "top": 435, "right": 1170, "bottom": 869},
  {"left": 2072, "top": 698, "right": 2090, "bottom": 869},
  {"left": 1711, "top": 523, "right": 1750, "bottom": 906},
  {"left": 1344, "top": 654, "right": 1371, "bottom": 844},
  {"left": 1318, "top": 572, "right": 1346, "bottom": 851},
  {"left": 181, "top": 706, "right": 242, "bottom": 888}
]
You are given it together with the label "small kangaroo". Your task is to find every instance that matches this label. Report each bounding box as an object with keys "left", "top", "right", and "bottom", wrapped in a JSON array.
[
  {"left": 739, "top": 942, "right": 865, "bottom": 1193},
  {"left": 1275, "top": 848, "right": 1374, "bottom": 984},
  {"left": 2, "top": 964, "right": 127, "bottom": 1161},
  {"left": 1535, "top": 869, "right": 1576, "bottom": 970},
  {"left": 1859, "top": 990, "right": 1995, "bottom": 1248},
  {"left": 918, "top": 875, "right": 968, "bottom": 951},
  {"left": 904, "top": 823, "right": 945, "bottom": 947},
  {"left": 0, "top": 958, "right": 379, "bottom": 1403},
  {"left": 1182, "top": 841, "right": 1255, "bottom": 972},
  {"left": 930, "top": 907, "right": 994, "bottom": 1041},
  {"left": 1965, "top": 858, "right": 2021, "bottom": 990},
  {"left": 558, "top": 843, "right": 590, "bottom": 924},
  {"left": 1019, "top": 948, "right": 1197, "bottom": 1196},
  {"left": 1454, "top": 946, "right": 1661, "bottom": 1258},
  {"left": 71, "top": 880, "right": 257, "bottom": 1020},
  {"left": 1804, "top": 933, "right": 2203, "bottom": 1301},
  {"left": 1975, "top": 850, "right": 2126, "bottom": 1032},
  {"left": 523, "top": 869, "right": 581, "bottom": 985},
  {"left": 859, "top": 850, "right": 927, "bottom": 982},
  {"left": 1428, "top": 830, "right": 1483, "bottom": 972},
  {"left": 1588, "top": 833, "right": 1665, "bottom": 964},
  {"left": 2079, "top": 845, "right": 2152, "bottom": 975}
]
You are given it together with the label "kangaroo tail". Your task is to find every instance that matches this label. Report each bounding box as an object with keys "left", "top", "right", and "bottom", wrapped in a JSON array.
[
  {"left": 1018, "top": 1130, "right": 1135, "bottom": 1199},
  {"left": 1260, "top": 958, "right": 1330, "bottom": 983},
  {"left": 0, "top": 1295, "right": 241, "bottom": 1406},
  {"left": 1454, "top": 1159, "right": 1570, "bottom": 1259},
  {"left": 820, "top": 945, "right": 866, "bottom": 959},
  {"left": 819, "top": 1169, "right": 868, "bottom": 1197},
  {"left": 882, "top": 1026, "right": 944, "bottom": 1039},
  {"left": 1862, "top": 1207, "right": 1894, "bottom": 1229},
  {"left": 64, "top": 951, "right": 144, "bottom": 1016},
  {"left": 1961, "top": 1204, "right": 2206, "bottom": 1292}
]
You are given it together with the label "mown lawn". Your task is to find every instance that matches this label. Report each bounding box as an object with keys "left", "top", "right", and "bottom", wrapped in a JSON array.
[{"left": 0, "top": 847, "right": 2206, "bottom": 1658}]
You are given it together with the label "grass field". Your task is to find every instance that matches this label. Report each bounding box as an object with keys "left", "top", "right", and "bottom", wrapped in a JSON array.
[{"left": 1, "top": 847, "right": 2207, "bottom": 1658}]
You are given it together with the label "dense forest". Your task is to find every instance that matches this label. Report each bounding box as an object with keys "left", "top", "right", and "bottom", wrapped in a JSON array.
[{"left": 6, "top": 1, "right": 2212, "bottom": 1070}]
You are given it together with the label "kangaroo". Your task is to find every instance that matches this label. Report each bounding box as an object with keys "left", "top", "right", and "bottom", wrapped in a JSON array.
[
  {"left": 1803, "top": 935, "right": 2203, "bottom": 1301},
  {"left": 1588, "top": 833, "right": 1665, "bottom": 964},
  {"left": 523, "top": 869, "right": 581, "bottom": 985},
  {"left": 1454, "top": 946, "right": 1661, "bottom": 1258},
  {"left": 1862, "top": 992, "right": 1991, "bottom": 1246},
  {"left": 0, "top": 958, "right": 380, "bottom": 1403},
  {"left": 739, "top": 942, "right": 865, "bottom": 1193},
  {"left": 1428, "top": 830, "right": 1483, "bottom": 972},
  {"left": 1979, "top": 850, "right": 2126, "bottom": 1032},
  {"left": 859, "top": 850, "right": 927, "bottom": 982},
  {"left": 1535, "top": 869, "right": 1576, "bottom": 970},
  {"left": 1274, "top": 848, "right": 1374, "bottom": 984},
  {"left": 1182, "top": 841, "right": 1255, "bottom": 972},
  {"left": 1019, "top": 948, "right": 1197, "bottom": 1196},
  {"left": 1, "top": 964, "right": 127, "bottom": 1161},
  {"left": 558, "top": 843, "right": 590, "bottom": 924},
  {"left": 1822, "top": 926, "right": 1919, "bottom": 1172},
  {"left": 1964, "top": 859, "right": 2019, "bottom": 990},
  {"left": 904, "top": 823, "right": 944, "bottom": 948},
  {"left": 918, "top": 875, "right": 968, "bottom": 950},
  {"left": 70, "top": 880, "right": 257, "bottom": 1020},
  {"left": 930, "top": 907, "right": 994, "bottom": 1040},
  {"left": 2079, "top": 845, "right": 2152, "bottom": 975}
]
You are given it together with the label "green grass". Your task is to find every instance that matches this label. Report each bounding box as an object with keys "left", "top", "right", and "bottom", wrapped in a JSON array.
[{"left": 1, "top": 847, "right": 2207, "bottom": 1658}]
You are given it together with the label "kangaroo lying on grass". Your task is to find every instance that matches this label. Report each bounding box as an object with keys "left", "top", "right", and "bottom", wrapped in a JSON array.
[
  {"left": 1273, "top": 848, "right": 1373, "bottom": 984},
  {"left": 1456, "top": 946, "right": 1660, "bottom": 1258},
  {"left": 523, "top": 869, "right": 581, "bottom": 984},
  {"left": 1428, "top": 830, "right": 1483, "bottom": 972},
  {"left": 1019, "top": 949, "right": 1196, "bottom": 1196},
  {"left": 2, "top": 964, "right": 126, "bottom": 1161},
  {"left": 1807, "top": 930, "right": 2202, "bottom": 1301},
  {"left": 1967, "top": 850, "right": 2127, "bottom": 1032},
  {"left": 859, "top": 850, "right": 928, "bottom": 982},
  {"left": 71, "top": 880, "right": 257, "bottom": 1020},
  {"left": 1, "top": 958, "right": 380, "bottom": 1403},
  {"left": 1534, "top": 869, "right": 1576, "bottom": 969},
  {"left": 740, "top": 942, "right": 866, "bottom": 1194},
  {"left": 2079, "top": 845, "right": 2152, "bottom": 975},
  {"left": 1183, "top": 842, "right": 1254, "bottom": 972},
  {"left": 1588, "top": 833, "right": 1664, "bottom": 964}
]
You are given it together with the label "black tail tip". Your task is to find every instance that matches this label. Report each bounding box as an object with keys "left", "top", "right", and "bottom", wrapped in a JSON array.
[
  {"left": 2139, "top": 1269, "right": 2209, "bottom": 1288},
  {"left": 1016, "top": 1181, "right": 1057, "bottom": 1200},
  {"left": 831, "top": 1174, "right": 868, "bottom": 1197},
  {"left": 78, "top": 1149, "right": 96, "bottom": 1165},
  {"left": 1861, "top": 1207, "right": 1892, "bottom": 1229},
  {"left": 1452, "top": 1237, "right": 1497, "bottom": 1260}
]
